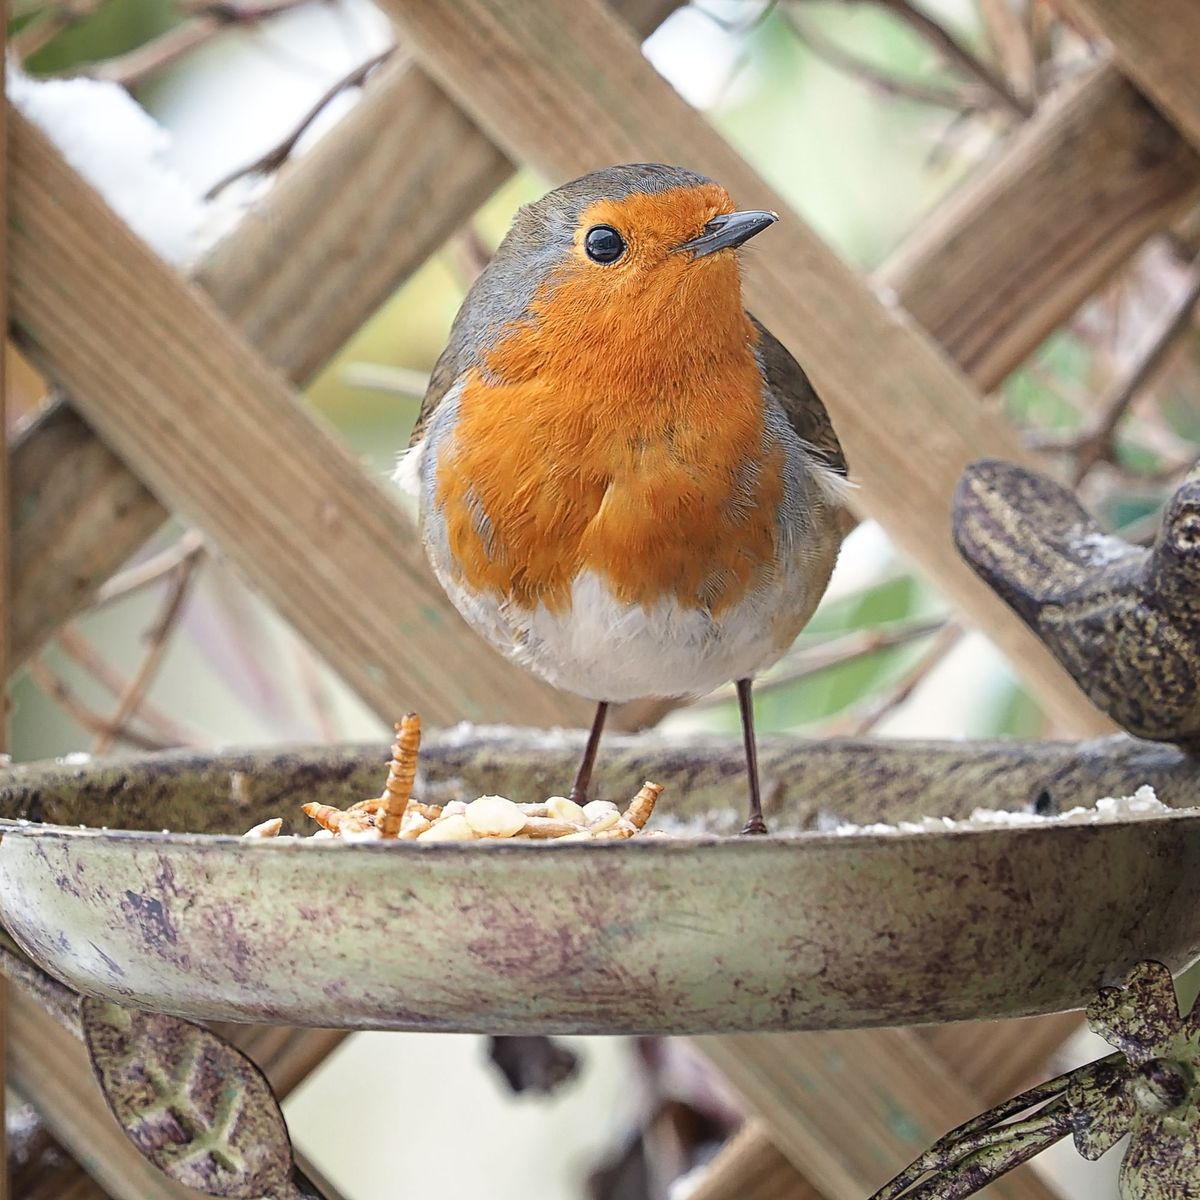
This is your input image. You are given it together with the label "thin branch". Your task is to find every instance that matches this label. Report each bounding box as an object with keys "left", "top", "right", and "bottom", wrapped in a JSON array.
[
  {"left": 26, "top": 659, "right": 172, "bottom": 752},
  {"left": 204, "top": 47, "right": 394, "bottom": 199},
  {"left": 976, "top": 0, "right": 1037, "bottom": 104},
  {"left": 693, "top": 616, "right": 948, "bottom": 708},
  {"left": 92, "top": 550, "right": 205, "bottom": 755},
  {"left": 92, "top": 530, "right": 205, "bottom": 610},
  {"left": 1069, "top": 263, "right": 1200, "bottom": 485},
  {"left": 342, "top": 363, "right": 430, "bottom": 398},
  {"left": 12, "top": 0, "right": 106, "bottom": 61},
  {"left": 868, "top": 0, "right": 1034, "bottom": 118},
  {"left": 55, "top": 628, "right": 205, "bottom": 746},
  {"left": 833, "top": 622, "right": 963, "bottom": 736},
  {"left": 784, "top": 8, "right": 974, "bottom": 109},
  {"left": 60, "top": 0, "right": 316, "bottom": 86}
]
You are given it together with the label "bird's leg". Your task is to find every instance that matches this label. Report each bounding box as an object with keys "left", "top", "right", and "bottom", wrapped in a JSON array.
[
  {"left": 737, "top": 678, "right": 767, "bottom": 835},
  {"left": 569, "top": 701, "right": 609, "bottom": 805}
]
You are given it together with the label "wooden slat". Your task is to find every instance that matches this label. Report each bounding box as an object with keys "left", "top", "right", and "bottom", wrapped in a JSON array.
[
  {"left": 9, "top": 0, "right": 682, "bottom": 676},
  {"left": 694, "top": 1029, "right": 1062, "bottom": 1200},
  {"left": 689, "top": 1122, "right": 823, "bottom": 1200},
  {"left": 924, "top": 1011, "right": 1082, "bottom": 1101},
  {"left": 1057, "top": 0, "right": 1200, "bottom": 151},
  {"left": 691, "top": 1010, "right": 1081, "bottom": 1200},
  {"left": 375, "top": 0, "right": 1112, "bottom": 734},
  {"left": 9, "top": 111, "right": 587, "bottom": 727},
  {"left": 877, "top": 63, "right": 1200, "bottom": 392},
  {"left": 10, "top": 402, "right": 163, "bottom": 670}
]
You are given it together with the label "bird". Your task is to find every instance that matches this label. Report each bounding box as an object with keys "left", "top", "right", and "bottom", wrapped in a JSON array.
[{"left": 397, "top": 163, "right": 849, "bottom": 834}]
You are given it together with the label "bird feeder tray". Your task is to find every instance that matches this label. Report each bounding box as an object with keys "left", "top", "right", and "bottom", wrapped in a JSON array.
[{"left": 0, "top": 730, "right": 1198, "bottom": 1035}]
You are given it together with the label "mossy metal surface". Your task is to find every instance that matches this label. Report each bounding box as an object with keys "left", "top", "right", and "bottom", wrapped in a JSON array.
[{"left": 0, "top": 731, "right": 1198, "bottom": 1034}]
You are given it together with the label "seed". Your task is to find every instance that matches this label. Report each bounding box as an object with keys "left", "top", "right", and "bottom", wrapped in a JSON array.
[
  {"left": 465, "top": 795, "right": 527, "bottom": 838},
  {"left": 583, "top": 800, "right": 620, "bottom": 832},
  {"left": 547, "top": 796, "right": 586, "bottom": 825},
  {"left": 418, "top": 814, "right": 476, "bottom": 842},
  {"left": 242, "top": 817, "right": 282, "bottom": 839}
]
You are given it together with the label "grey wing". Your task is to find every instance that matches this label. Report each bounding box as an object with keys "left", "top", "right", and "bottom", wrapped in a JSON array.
[
  {"left": 408, "top": 335, "right": 467, "bottom": 448},
  {"left": 749, "top": 315, "right": 848, "bottom": 478}
]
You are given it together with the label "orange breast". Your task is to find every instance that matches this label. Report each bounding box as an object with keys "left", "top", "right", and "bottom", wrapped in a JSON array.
[{"left": 434, "top": 259, "right": 784, "bottom": 616}]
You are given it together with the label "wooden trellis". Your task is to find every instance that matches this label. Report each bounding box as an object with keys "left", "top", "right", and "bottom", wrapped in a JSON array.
[{"left": 5, "top": 0, "right": 1200, "bottom": 1197}]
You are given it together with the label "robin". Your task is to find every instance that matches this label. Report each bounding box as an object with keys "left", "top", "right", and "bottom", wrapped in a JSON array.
[{"left": 397, "top": 163, "right": 849, "bottom": 834}]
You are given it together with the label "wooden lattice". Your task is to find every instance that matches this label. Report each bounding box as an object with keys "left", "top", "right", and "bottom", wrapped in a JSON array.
[{"left": 6, "top": 0, "right": 1200, "bottom": 1197}]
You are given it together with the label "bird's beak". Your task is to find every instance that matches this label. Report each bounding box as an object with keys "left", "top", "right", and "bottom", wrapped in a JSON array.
[{"left": 673, "top": 209, "right": 778, "bottom": 257}]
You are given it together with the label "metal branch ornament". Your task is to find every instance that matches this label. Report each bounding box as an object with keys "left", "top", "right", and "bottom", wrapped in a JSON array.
[
  {"left": 871, "top": 961, "right": 1200, "bottom": 1200},
  {"left": 954, "top": 458, "right": 1200, "bottom": 745}
]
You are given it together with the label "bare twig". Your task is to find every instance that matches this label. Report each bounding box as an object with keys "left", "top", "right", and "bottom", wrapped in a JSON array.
[
  {"left": 693, "top": 616, "right": 948, "bottom": 708},
  {"left": 867, "top": 0, "right": 1034, "bottom": 118},
  {"left": 833, "top": 623, "right": 963, "bottom": 736},
  {"left": 55, "top": 628, "right": 205, "bottom": 746},
  {"left": 26, "top": 659, "right": 172, "bottom": 752},
  {"left": 976, "top": 0, "right": 1037, "bottom": 104},
  {"left": 204, "top": 47, "right": 395, "bottom": 198},
  {"left": 12, "top": 0, "right": 105, "bottom": 61},
  {"left": 784, "top": 9, "right": 974, "bottom": 109},
  {"left": 92, "top": 550, "right": 205, "bottom": 755},
  {"left": 1072, "top": 265, "right": 1200, "bottom": 484},
  {"left": 1032, "top": 262, "right": 1200, "bottom": 482},
  {"left": 59, "top": 0, "right": 316, "bottom": 86},
  {"left": 342, "top": 363, "right": 431, "bottom": 397},
  {"left": 92, "top": 530, "right": 205, "bottom": 610}
]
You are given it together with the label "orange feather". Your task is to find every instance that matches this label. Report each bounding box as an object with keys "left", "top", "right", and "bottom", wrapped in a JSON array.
[{"left": 434, "top": 184, "right": 785, "bottom": 616}]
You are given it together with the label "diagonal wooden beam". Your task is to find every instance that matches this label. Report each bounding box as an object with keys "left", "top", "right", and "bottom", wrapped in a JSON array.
[
  {"left": 878, "top": 63, "right": 1200, "bottom": 392},
  {"left": 694, "top": 1028, "right": 1063, "bottom": 1200},
  {"left": 375, "top": 0, "right": 1109, "bottom": 733},
  {"left": 9, "top": 110, "right": 586, "bottom": 727},
  {"left": 1056, "top": 0, "right": 1200, "bottom": 152},
  {"left": 690, "top": 1011, "right": 1081, "bottom": 1200},
  {"left": 9, "top": 0, "right": 681, "bottom": 677}
]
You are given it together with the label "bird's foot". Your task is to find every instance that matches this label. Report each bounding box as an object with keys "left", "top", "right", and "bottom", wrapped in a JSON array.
[{"left": 740, "top": 813, "right": 769, "bottom": 836}]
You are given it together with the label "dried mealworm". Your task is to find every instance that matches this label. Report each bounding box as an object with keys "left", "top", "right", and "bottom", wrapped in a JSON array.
[
  {"left": 623, "top": 781, "right": 663, "bottom": 831},
  {"left": 377, "top": 713, "right": 421, "bottom": 839}
]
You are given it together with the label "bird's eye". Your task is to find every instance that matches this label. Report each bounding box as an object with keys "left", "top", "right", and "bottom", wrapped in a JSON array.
[{"left": 585, "top": 225, "right": 626, "bottom": 264}]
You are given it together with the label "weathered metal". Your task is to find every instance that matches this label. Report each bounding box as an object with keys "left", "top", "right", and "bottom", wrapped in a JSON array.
[
  {"left": 870, "top": 960, "right": 1200, "bottom": 1200},
  {"left": 955, "top": 458, "right": 1200, "bottom": 747},
  {"left": 0, "top": 733, "right": 1197, "bottom": 1034},
  {"left": 0, "top": 938, "right": 328, "bottom": 1199},
  {"left": 2, "top": 727, "right": 1200, "bottom": 835}
]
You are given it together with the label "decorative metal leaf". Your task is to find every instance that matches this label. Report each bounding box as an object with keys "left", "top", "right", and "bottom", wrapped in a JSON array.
[
  {"left": 1067, "top": 1057, "right": 1136, "bottom": 1160},
  {"left": 81, "top": 997, "right": 301, "bottom": 1198},
  {"left": 1121, "top": 1118, "right": 1200, "bottom": 1200},
  {"left": 1087, "top": 962, "right": 1182, "bottom": 1065}
]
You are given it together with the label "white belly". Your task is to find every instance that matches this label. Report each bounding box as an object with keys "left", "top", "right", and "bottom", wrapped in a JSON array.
[{"left": 433, "top": 560, "right": 831, "bottom": 702}]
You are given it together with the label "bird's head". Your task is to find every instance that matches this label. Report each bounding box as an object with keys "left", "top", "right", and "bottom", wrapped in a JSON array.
[{"left": 458, "top": 164, "right": 777, "bottom": 386}]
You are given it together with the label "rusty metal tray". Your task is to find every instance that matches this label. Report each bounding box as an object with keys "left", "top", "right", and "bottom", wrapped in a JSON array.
[{"left": 0, "top": 729, "right": 1198, "bottom": 1034}]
